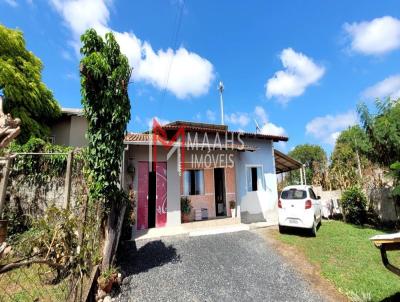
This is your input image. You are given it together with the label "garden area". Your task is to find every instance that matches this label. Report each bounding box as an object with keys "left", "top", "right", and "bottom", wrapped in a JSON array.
[
  {"left": 277, "top": 94, "right": 400, "bottom": 301},
  {"left": 0, "top": 25, "right": 132, "bottom": 301},
  {"left": 273, "top": 221, "right": 400, "bottom": 302}
]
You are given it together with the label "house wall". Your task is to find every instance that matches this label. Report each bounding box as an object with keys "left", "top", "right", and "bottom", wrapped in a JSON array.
[
  {"left": 124, "top": 133, "right": 279, "bottom": 228},
  {"left": 69, "top": 116, "right": 88, "bottom": 147},
  {"left": 182, "top": 148, "right": 236, "bottom": 220},
  {"left": 235, "top": 138, "right": 278, "bottom": 223},
  {"left": 51, "top": 115, "right": 88, "bottom": 147},
  {"left": 180, "top": 162, "right": 236, "bottom": 220},
  {"left": 51, "top": 116, "right": 71, "bottom": 146}
]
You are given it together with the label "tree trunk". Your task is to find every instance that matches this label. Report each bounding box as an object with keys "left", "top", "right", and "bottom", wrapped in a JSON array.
[{"left": 101, "top": 201, "right": 127, "bottom": 270}]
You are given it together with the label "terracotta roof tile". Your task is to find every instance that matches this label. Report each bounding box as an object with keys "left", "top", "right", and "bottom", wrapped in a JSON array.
[{"left": 125, "top": 120, "right": 288, "bottom": 143}]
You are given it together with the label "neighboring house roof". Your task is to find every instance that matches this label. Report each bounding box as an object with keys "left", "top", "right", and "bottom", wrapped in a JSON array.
[
  {"left": 274, "top": 149, "right": 303, "bottom": 173},
  {"left": 125, "top": 133, "right": 152, "bottom": 142},
  {"left": 147, "top": 120, "right": 288, "bottom": 142},
  {"left": 61, "top": 108, "right": 84, "bottom": 116}
]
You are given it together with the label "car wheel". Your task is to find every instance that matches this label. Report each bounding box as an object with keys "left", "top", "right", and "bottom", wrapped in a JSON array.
[
  {"left": 310, "top": 219, "right": 317, "bottom": 237},
  {"left": 278, "top": 225, "right": 285, "bottom": 234}
]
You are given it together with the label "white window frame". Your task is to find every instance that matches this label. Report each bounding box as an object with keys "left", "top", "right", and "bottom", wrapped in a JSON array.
[{"left": 245, "top": 164, "right": 265, "bottom": 192}]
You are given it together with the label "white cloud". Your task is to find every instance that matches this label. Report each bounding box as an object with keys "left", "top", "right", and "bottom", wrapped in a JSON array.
[
  {"left": 138, "top": 45, "right": 214, "bottom": 99},
  {"left": 49, "top": 0, "right": 214, "bottom": 99},
  {"left": 344, "top": 16, "right": 400, "bottom": 55},
  {"left": 266, "top": 48, "right": 325, "bottom": 103},
  {"left": 50, "top": 0, "right": 109, "bottom": 37},
  {"left": 4, "top": 0, "right": 18, "bottom": 7},
  {"left": 224, "top": 112, "right": 250, "bottom": 128},
  {"left": 260, "top": 123, "right": 286, "bottom": 137},
  {"left": 363, "top": 74, "right": 400, "bottom": 100},
  {"left": 306, "top": 111, "right": 358, "bottom": 145},
  {"left": 206, "top": 109, "right": 216, "bottom": 122},
  {"left": 254, "top": 106, "right": 286, "bottom": 136}
]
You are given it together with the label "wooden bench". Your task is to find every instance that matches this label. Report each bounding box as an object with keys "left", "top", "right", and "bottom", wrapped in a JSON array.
[{"left": 370, "top": 233, "right": 400, "bottom": 277}]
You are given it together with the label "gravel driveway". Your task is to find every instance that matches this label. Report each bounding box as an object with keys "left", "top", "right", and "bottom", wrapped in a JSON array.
[{"left": 115, "top": 230, "right": 324, "bottom": 302}]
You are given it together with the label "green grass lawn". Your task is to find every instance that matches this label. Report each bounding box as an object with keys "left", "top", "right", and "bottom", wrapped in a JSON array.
[{"left": 275, "top": 221, "right": 400, "bottom": 302}]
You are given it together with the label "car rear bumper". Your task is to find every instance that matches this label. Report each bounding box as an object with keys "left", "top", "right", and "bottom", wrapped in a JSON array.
[{"left": 278, "top": 212, "right": 314, "bottom": 229}]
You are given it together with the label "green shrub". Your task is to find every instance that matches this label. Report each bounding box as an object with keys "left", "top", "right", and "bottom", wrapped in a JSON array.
[
  {"left": 9, "top": 137, "right": 73, "bottom": 177},
  {"left": 341, "top": 187, "right": 367, "bottom": 225},
  {"left": 180, "top": 196, "right": 192, "bottom": 214}
]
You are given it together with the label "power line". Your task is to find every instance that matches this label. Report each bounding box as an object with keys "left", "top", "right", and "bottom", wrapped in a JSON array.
[{"left": 159, "top": 0, "right": 185, "bottom": 111}]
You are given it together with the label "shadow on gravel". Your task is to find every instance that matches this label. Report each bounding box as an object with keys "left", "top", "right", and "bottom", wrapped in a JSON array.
[{"left": 117, "top": 240, "right": 181, "bottom": 276}]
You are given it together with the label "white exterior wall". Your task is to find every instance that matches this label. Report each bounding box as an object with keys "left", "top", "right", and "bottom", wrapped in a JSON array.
[{"left": 235, "top": 138, "right": 278, "bottom": 223}]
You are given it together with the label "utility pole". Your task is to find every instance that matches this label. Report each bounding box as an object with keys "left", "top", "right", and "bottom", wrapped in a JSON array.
[
  {"left": 218, "top": 81, "right": 224, "bottom": 125},
  {"left": 300, "top": 167, "right": 303, "bottom": 185}
]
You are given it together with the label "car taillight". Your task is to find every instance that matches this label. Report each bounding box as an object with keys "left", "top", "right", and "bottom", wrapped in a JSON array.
[
  {"left": 278, "top": 199, "right": 282, "bottom": 208},
  {"left": 305, "top": 200, "right": 312, "bottom": 209}
]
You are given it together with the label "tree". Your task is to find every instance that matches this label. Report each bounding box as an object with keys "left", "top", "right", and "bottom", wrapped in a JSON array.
[
  {"left": 329, "top": 126, "right": 372, "bottom": 189},
  {"left": 358, "top": 98, "right": 400, "bottom": 166},
  {"left": 358, "top": 98, "right": 400, "bottom": 221},
  {"left": 80, "top": 29, "right": 131, "bottom": 270},
  {"left": 0, "top": 24, "right": 60, "bottom": 143},
  {"left": 288, "top": 144, "right": 327, "bottom": 186}
]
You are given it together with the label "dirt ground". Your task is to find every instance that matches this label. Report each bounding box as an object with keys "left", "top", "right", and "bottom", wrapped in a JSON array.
[{"left": 256, "top": 227, "right": 349, "bottom": 302}]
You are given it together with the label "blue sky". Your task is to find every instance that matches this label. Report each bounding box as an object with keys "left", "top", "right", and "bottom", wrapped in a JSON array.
[{"left": 1, "top": 0, "right": 400, "bottom": 154}]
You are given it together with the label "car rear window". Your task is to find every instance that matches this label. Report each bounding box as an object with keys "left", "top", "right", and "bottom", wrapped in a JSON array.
[{"left": 281, "top": 189, "right": 307, "bottom": 200}]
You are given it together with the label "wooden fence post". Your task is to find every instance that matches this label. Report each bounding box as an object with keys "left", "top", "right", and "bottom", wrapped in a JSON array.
[
  {"left": 63, "top": 151, "right": 74, "bottom": 210},
  {"left": 0, "top": 157, "right": 13, "bottom": 217}
]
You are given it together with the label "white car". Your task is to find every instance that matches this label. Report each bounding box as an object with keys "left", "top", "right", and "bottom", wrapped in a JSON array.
[{"left": 278, "top": 185, "right": 322, "bottom": 236}]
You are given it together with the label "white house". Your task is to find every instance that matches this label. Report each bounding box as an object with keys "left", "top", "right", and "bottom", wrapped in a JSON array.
[
  {"left": 49, "top": 114, "right": 302, "bottom": 229},
  {"left": 122, "top": 121, "right": 302, "bottom": 230}
]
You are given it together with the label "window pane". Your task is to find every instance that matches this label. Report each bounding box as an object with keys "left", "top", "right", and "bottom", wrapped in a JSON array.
[
  {"left": 281, "top": 189, "right": 307, "bottom": 200},
  {"left": 256, "top": 167, "right": 263, "bottom": 191},
  {"left": 247, "top": 167, "right": 252, "bottom": 191},
  {"left": 309, "top": 189, "right": 317, "bottom": 199},
  {"left": 195, "top": 170, "right": 204, "bottom": 195},
  {"left": 183, "top": 171, "right": 190, "bottom": 195}
]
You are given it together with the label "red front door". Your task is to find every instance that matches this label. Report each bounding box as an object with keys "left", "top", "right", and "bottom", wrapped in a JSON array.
[
  {"left": 137, "top": 162, "right": 149, "bottom": 230},
  {"left": 137, "top": 161, "right": 167, "bottom": 230},
  {"left": 155, "top": 162, "right": 167, "bottom": 227}
]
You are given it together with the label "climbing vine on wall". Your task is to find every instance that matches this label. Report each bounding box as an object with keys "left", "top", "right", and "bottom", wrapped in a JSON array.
[{"left": 80, "top": 29, "right": 131, "bottom": 207}]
